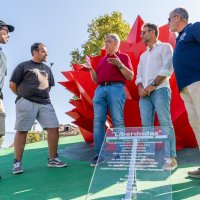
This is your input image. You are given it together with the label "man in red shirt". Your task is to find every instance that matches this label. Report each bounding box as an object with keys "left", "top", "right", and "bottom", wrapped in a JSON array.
[{"left": 83, "top": 33, "right": 133, "bottom": 166}]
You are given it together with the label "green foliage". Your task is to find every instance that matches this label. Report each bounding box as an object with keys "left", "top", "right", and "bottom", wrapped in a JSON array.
[
  {"left": 70, "top": 11, "right": 131, "bottom": 64},
  {"left": 71, "top": 95, "right": 80, "bottom": 101},
  {"left": 26, "top": 130, "right": 47, "bottom": 144}
]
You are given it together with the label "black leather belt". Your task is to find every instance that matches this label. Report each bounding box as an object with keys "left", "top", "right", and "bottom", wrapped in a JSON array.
[
  {"left": 99, "top": 81, "right": 124, "bottom": 86},
  {"left": 0, "top": 89, "right": 3, "bottom": 100}
]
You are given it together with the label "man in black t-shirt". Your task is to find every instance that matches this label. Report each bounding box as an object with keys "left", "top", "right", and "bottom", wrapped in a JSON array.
[{"left": 10, "top": 43, "right": 67, "bottom": 175}]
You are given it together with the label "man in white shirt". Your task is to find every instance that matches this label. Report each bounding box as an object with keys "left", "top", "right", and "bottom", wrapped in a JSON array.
[{"left": 135, "top": 23, "right": 177, "bottom": 170}]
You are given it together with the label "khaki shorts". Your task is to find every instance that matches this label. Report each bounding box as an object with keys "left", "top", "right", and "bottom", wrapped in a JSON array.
[
  {"left": 15, "top": 97, "right": 59, "bottom": 131},
  {"left": 0, "top": 99, "right": 5, "bottom": 136}
]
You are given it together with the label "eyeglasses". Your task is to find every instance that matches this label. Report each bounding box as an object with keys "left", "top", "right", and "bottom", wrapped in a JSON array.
[
  {"left": 168, "top": 15, "right": 177, "bottom": 23},
  {"left": 141, "top": 29, "right": 152, "bottom": 35}
]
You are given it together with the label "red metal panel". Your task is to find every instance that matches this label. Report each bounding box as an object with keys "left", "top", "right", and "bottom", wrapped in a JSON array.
[{"left": 59, "top": 15, "right": 197, "bottom": 150}]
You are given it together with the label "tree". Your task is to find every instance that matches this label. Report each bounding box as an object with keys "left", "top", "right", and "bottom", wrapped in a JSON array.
[
  {"left": 70, "top": 11, "right": 131, "bottom": 64},
  {"left": 26, "top": 130, "right": 47, "bottom": 144}
]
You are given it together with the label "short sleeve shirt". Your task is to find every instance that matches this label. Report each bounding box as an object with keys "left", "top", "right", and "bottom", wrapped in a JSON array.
[
  {"left": 10, "top": 60, "right": 54, "bottom": 104},
  {"left": 0, "top": 48, "right": 7, "bottom": 89},
  {"left": 96, "top": 51, "right": 133, "bottom": 84}
]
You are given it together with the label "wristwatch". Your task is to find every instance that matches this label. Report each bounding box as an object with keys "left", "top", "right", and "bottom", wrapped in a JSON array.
[
  {"left": 117, "top": 65, "right": 123, "bottom": 70},
  {"left": 151, "top": 80, "right": 157, "bottom": 86}
]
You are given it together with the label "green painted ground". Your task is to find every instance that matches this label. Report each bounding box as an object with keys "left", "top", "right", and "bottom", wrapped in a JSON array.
[
  {"left": 0, "top": 136, "right": 93, "bottom": 200},
  {"left": 0, "top": 135, "right": 200, "bottom": 200}
]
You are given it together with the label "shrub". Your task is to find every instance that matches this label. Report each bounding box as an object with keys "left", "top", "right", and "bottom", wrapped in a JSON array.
[{"left": 26, "top": 130, "right": 47, "bottom": 144}]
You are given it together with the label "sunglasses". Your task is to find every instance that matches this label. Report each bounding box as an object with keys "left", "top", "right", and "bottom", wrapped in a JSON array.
[
  {"left": 141, "top": 29, "right": 152, "bottom": 35},
  {"left": 168, "top": 15, "right": 177, "bottom": 23}
]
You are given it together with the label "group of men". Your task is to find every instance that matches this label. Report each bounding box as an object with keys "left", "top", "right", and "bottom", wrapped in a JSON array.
[
  {"left": 84, "top": 7, "right": 200, "bottom": 179},
  {"left": 1, "top": 7, "right": 200, "bottom": 180}
]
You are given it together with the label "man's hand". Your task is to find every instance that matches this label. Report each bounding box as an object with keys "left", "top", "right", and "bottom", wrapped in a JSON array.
[
  {"left": 107, "top": 54, "right": 122, "bottom": 67},
  {"left": 138, "top": 85, "right": 148, "bottom": 97},
  {"left": 82, "top": 60, "right": 97, "bottom": 82},
  {"left": 82, "top": 60, "right": 93, "bottom": 70},
  {"left": 144, "top": 85, "right": 156, "bottom": 96},
  {"left": 9, "top": 81, "right": 18, "bottom": 95}
]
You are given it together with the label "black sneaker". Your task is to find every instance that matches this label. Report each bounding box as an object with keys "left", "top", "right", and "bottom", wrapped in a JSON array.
[
  {"left": 90, "top": 155, "right": 105, "bottom": 167},
  {"left": 13, "top": 159, "right": 23, "bottom": 175},
  {"left": 47, "top": 154, "right": 67, "bottom": 168}
]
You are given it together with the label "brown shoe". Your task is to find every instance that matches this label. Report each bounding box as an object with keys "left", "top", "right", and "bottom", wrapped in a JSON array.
[
  {"left": 162, "top": 158, "right": 177, "bottom": 171},
  {"left": 188, "top": 168, "right": 200, "bottom": 178}
]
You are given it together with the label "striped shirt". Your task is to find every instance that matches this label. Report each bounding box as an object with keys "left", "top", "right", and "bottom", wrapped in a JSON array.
[{"left": 0, "top": 47, "right": 7, "bottom": 89}]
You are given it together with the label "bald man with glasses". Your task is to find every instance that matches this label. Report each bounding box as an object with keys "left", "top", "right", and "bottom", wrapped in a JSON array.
[{"left": 169, "top": 7, "right": 200, "bottom": 178}]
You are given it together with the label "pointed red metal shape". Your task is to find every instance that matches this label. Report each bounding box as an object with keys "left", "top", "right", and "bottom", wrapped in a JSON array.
[{"left": 59, "top": 15, "right": 197, "bottom": 149}]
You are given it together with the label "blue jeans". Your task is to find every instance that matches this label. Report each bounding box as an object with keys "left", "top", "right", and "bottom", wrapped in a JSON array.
[
  {"left": 139, "top": 87, "right": 176, "bottom": 158},
  {"left": 93, "top": 84, "right": 126, "bottom": 155}
]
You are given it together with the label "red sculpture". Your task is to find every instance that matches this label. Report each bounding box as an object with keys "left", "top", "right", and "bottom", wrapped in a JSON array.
[{"left": 59, "top": 16, "right": 197, "bottom": 150}]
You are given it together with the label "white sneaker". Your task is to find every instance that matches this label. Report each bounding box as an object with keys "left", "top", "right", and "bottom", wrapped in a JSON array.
[{"left": 162, "top": 158, "right": 177, "bottom": 171}]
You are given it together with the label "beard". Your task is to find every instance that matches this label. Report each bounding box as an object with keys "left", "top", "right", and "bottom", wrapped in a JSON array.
[
  {"left": 0, "top": 37, "right": 8, "bottom": 44},
  {"left": 142, "top": 38, "right": 150, "bottom": 45}
]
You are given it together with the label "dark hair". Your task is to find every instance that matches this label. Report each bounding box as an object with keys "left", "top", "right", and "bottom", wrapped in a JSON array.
[
  {"left": 31, "top": 42, "right": 43, "bottom": 56},
  {"left": 142, "top": 23, "right": 159, "bottom": 37}
]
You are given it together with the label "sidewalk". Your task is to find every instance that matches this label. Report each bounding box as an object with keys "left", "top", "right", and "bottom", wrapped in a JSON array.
[{"left": 0, "top": 135, "right": 200, "bottom": 200}]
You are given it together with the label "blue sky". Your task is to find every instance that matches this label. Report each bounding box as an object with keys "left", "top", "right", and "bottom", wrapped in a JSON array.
[{"left": 1, "top": 0, "right": 200, "bottom": 132}]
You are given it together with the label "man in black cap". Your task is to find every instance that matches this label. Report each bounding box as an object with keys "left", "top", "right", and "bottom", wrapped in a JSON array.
[{"left": 0, "top": 20, "right": 14, "bottom": 179}]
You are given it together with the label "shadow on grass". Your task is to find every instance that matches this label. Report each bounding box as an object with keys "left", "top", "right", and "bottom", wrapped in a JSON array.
[
  {"left": 1, "top": 139, "right": 200, "bottom": 200},
  {"left": 140, "top": 174, "right": 200, "bottom": 200},
  {"left": 0, "top": 141, "right": 94, "bottom": 200},
  {"left": 172, "top": 172, "right": 200, "bottom": 200}
]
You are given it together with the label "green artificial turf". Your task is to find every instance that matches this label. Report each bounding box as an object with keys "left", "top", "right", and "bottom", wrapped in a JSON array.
[
  {"left": 0, "top": 135, "right": 200, "bottom": 200},
  {"left": 0, "top": 136, "right": 93, "bottom": 200}
]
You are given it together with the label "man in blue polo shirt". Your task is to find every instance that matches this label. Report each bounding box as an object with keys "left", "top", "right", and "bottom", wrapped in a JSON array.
[{"left": 168, "top": 7, "right": 200, "bottom": 178}]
